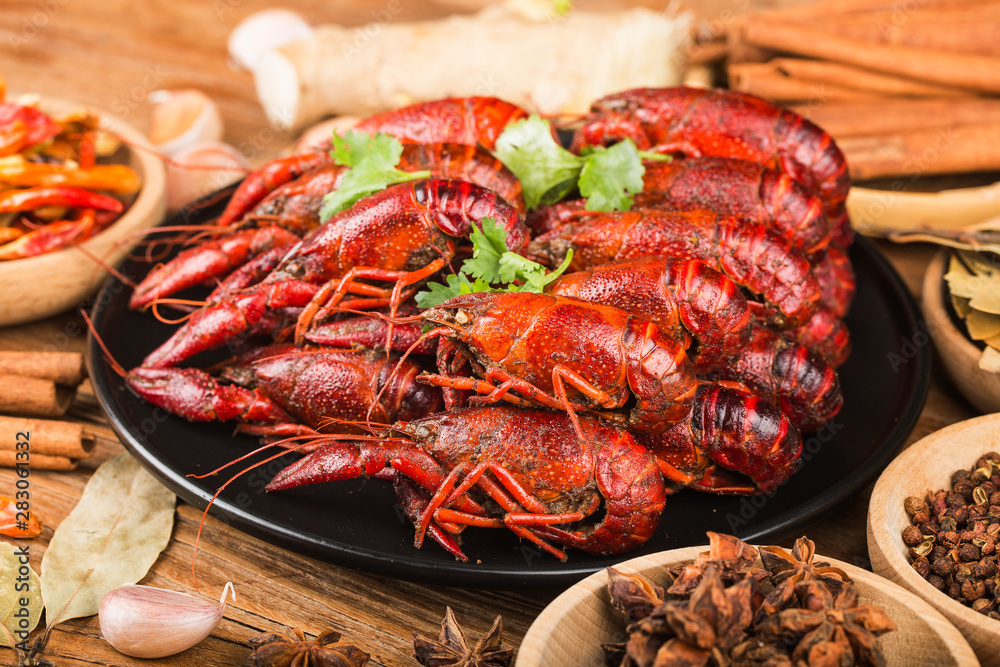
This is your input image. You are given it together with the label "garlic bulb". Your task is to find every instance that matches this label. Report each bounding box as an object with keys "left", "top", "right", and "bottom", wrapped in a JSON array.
[
  {"left": 165, "top": 141, "right": 251, "bottom": 212},
  {"left": 99, "top": 582, "right": 235, "bottom": 658},
  {"left": 148, "top": 89, "right": 224, "bottom": 157},
  {"left": 228, "top": 9, "right": 314, "bottom": 72}
]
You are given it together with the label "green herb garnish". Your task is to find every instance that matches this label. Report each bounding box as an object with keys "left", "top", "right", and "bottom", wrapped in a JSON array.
[
  {"left": 414, "top": 217, "right": 573, "bottom": 308},
  {"left": 319, "top": 130, "right": 430, "bottom": 221},
  {"left": 493, "top": 115, "right": 669, "bottom": 211}
]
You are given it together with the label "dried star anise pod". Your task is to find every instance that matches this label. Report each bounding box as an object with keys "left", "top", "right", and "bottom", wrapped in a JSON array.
[
  {"left": 757, "top": 537, "right": 851, "bottom": 619},
  {"left": 249, "top": 628, "right": 370, "bottom": 667},
  {"left": 607, "top": 567, "right": 665, "bottom": 624},
  {"left": 627, "top": 565, "right": 761, "bottom": 666},
  {"left": 757, "top": 582, "right": 897, "bottom": 667},
  {"left": 669, "top": 532, "right": 768, "bottom": 595},
  {"left": 413, "top": 607, "right": 513, "bottom": 667}
]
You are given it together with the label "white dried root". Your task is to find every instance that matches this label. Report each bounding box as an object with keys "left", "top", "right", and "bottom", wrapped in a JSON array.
[{"left": 249, "top": 3, "right": 692, "bottom": 131}]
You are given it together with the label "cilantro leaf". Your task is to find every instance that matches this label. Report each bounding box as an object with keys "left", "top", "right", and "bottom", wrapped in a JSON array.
[
  {"left": 414, "top": 273, "right": 495, "bottom": 309},
  {"left": 578, "top": 139, "right": 645, "bottom": 212},
  {"left": 415, "top": 217, "right": 574, "bottom": 306},
  {"left": 319, "top": 168, "right": 429, "bottom": 221},
  {"left": 505, "top": 250, "right": 574, "bottom": 292},
  {"left": 329, "top": 130, "right": 402, "bottom": 170},
  {"left": 639, "top": 150, "right": 673, "bottom": 163},
  {"left": 493, "top": 116, "right": 583, "bottom": 210},
  {"left": 319, "top": 131, "right": 431, "bottom": 221},
  {"left": 463, "top": 217, "right": 508, "bottom": 283}
]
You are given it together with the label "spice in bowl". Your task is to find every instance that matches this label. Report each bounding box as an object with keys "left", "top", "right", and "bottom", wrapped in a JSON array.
[
  {"left": 902, "top": 451, "right": 1000, "bottom": 618},
  {"left": 602, "top": 532, "right": 896, "bottom": 666}
]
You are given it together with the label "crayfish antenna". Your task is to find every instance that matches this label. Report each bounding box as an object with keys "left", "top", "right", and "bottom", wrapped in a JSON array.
[
  {"left": 365, "top": 326, "right": 449, "bottom": 430},
  {"left": 186, "top": 432, "right": 331, "bottom": 592},
  {"left": 81, "top": 309, "right": 127, "bottom": 378}
]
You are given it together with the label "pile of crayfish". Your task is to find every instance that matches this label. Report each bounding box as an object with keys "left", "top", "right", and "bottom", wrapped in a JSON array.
[
  {"left": 0, "top": 85, "right": 141, "bottom": 259},
  {"left": 116, "top": 88, "right": 854, "bottom": 562}
]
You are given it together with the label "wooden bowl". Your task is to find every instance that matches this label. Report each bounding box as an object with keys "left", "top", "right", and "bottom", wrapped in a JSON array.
[
  {"left": 868, "top": 413, "right": 1000, "bottom": 666},
  {"left": 517, "top": 545, "right": 977, "bottom": 666},
  {"left": 921, "top": 249, "right": 1000, "bottom": 415},
  {"left": 0, "top": 99, "right": 166, "bottom": 327}
]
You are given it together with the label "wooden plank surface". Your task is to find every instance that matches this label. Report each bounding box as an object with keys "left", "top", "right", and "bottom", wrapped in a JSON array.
[{"left": 0, "top": 0, "right": 983, "bottom": 664}]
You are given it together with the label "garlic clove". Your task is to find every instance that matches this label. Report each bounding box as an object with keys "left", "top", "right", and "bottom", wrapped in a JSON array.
[
  {"left": 148, "top": 89, "right": 224, "bottom": 157},
  {"left": 165, "top": 141, "right": 251, "bottom": 212},
  {"left": 228, "top": 9, "right": 314, "bottom": 72},
  {"left": 99, "top": 583, "right": 235, "bottom": 659}
]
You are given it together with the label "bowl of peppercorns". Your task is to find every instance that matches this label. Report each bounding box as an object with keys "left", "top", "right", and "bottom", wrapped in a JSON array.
[{"left": 869, "top": 412, "right": 1000, "bottom": 666}]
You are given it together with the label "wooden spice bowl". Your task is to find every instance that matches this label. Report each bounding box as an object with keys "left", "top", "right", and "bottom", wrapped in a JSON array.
[
  {"left": 921, "top": 249, "right": 1000, "bottom": 415},
  {"left": 869, "top": 413, "right": 1000, "bottom": 666},
  {"left": 516, "top": 545, "right": 976, "bottom": 666},
  {"left": 0, "top": 97, "right": 166, "bottom": 327}
]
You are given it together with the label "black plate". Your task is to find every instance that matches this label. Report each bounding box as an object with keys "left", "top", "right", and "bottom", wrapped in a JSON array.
[{"left": 87, "top": 196, "right": 930, "bottom": 589}]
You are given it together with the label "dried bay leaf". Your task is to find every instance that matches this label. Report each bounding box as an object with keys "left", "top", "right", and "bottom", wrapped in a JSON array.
[
  {"left": 952, "top": 293, "right": 973, "bottom": 318},
  {"left": 944, "top": 255, "right": 980, "bottom": 299},
  {"left": 980, "top": 346, "right": 1000, "bottom": 373},
  {"left": 970, "top": 283, "right": 1000, "bottom": 315},
  {"left": 967, "top": 309, "right": 1000, "bottom": 340},
  {"left": 957, "top": 249, "right": 1000, "bottom": 277},
  {"left": 40, "top": 452, "right": 175, "bottom": 627},
  {"left": 0, "top": 542, "right": 42, "bottom": 648}
]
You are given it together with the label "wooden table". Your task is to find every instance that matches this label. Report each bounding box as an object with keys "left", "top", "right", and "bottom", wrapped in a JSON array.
[{"left": 0, "top": 1, "right": 982, "bottom": 665}]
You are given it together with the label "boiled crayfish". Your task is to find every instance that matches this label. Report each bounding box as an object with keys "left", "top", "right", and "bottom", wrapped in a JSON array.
[{"left": 115, "top": 88, "right": 856, "bottom": 563}]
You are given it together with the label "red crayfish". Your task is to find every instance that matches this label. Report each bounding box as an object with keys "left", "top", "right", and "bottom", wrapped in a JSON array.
[
  {"left": 544, "top": 256, "right": 753, "bottom": 370},
  {"left": 125, "top": 343, "right": 442, "bottom": 440},
  {"left": 408, "top": 291, "right": 698, "bottom": 436},
  {"left": 131, "top": 143, "right": 525, "bottom": 309},
  {"left": 637, "top": 382, "right": 802, "bottom": 495},
  {"left": 266, "top": 405, "right": 667, "bottom": 560},
  {"left": 530, "top": 156, "right": 831, "bottom": 259},
  {"left": 527, "top": 208, "right": 821, "bottom": 328},
  {"left": 570, "top": 87, "right": 852, "bottom": 246},
  {"left": 140, "top": 178, "right": 526, "bottom": 368}
]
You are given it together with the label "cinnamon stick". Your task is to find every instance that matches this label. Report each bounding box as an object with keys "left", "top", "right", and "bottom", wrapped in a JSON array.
[
  {"left": 0, "top": 416, "right": 94, "bottom": 459},
  {"left": 839, "top": 123, "right": 1000, "bottom": 180},
  {"left": 728, "top": 62, "right": 881, "bottom": 103},
  {"left": 767, "top": 58, "right": 970, "bottom": 98},
  {"left": 0, "top": 373, "right": 75, "bottom": 417},
  {"left": 0, "top": 450, "right": 76, "bottom": 471},
  {"left": 741, "top": 16, "right": 1000, "bottom": 93},
  {"left": 755, "top": 0, "right": 990, "bottom": 22},
  {"left": 789, "top": 98, "right": 1000, "bottom": 139},
  {"left": 0, "top": 351, "right": 85, "bottom": 386},
  {"left": 817, "top": 7, "right": 1000, "bottom": 56},
  {"left": 686, "top": 38, "right": 727, "bottom": 66}
]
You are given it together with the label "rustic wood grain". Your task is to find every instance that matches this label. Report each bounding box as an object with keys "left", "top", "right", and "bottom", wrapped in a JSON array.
[{"left": 0, "top": 0, "right": 985, "bottom": 664}]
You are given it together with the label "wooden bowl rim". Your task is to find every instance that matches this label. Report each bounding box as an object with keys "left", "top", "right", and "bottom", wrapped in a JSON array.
[
  {"left": 0, "top": 96, "right": 166, "bottom": 272},
  {"left": 868, "top": 413, "right": 1000, "bottom": 649},
  {"left": 515, "top": 543, "right": 976, "bottom": 666}
]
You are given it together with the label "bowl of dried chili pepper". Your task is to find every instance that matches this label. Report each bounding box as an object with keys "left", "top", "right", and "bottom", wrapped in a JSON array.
[
  {"left": 517, "top": 533, "right": 975, "bottom": 667},
  {"left": 870, "top": 413, "right": 1000, "bottom": 667},
  {"left": 0, "top": 95, "right": 166, "bottom": 326}
]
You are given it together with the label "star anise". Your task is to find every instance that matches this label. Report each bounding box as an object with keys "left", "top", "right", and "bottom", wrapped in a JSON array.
[
  {"left": 413, "top": 607, "right": 513, "bottom": 667},
  {"left": 607, "top": 567, "right": 665, "bottom": 624},
  {"left": 669, "top": 532, "right": 769, "bottom": 595},
  {"left": 626, "top": 565, "right": 761, "bottom": 666},
  {"left": 757, "top": 581, "right": 897, "bottom": 667},
  {"left": 249, "top": 628, "right": 370, "bottom": 667},
  {"left": 757, "top": 537, "right": 850, "bottom": 619}
]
